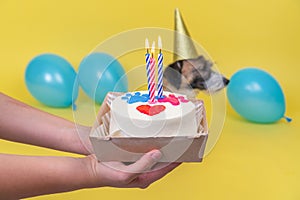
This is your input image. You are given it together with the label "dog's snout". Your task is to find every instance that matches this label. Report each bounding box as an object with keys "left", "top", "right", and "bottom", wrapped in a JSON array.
[{"left": 223, "top": 77, "right": 230, "bottom": 86}]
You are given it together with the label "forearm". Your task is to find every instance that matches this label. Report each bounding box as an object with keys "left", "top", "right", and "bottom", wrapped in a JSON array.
[
  {"left": 0, "top": 153, "right": 96, "bottom": 199},
  {"left": 0, "top": 92, "right": 91, "bottom": 155}
]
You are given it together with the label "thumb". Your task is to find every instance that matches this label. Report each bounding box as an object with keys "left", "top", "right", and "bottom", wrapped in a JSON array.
[{"left": 125, "top": 150, "right": 162, "bottom": 174}]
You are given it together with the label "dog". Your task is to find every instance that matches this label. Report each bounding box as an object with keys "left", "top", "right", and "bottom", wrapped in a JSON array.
[{"left": 163, "top": 55, "right": 229, "bottom": 97}]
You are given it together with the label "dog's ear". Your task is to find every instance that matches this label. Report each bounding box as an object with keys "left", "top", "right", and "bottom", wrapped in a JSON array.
[
  {"left": 163, "top": 60, "right": 183, "bottom": 90},
  {"left": 197, "top": 55, "right": 205, "bottom": 60},
  {"left": 205, "top": 59, "right": 213, "bottom": 68},
  {"left": 196, "top": 55, "right": 213, "bottom": 68}
]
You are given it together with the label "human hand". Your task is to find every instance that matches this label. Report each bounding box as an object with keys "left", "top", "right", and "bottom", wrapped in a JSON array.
[
  {"left": 84, "top": 150, "right": 181, "bottom": 188},
  {"left": 0, "top": 150, "right": 180, "bottom": 199}
]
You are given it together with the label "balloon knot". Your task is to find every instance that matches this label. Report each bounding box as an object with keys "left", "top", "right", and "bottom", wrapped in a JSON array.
[{"left": 283, "top": 116, "right": 292, "bottom": 123}]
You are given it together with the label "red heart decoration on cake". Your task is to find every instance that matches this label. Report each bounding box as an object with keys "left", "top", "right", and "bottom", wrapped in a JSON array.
[{"left": 136, "top": 105, "right": 166, "bottom": 116}]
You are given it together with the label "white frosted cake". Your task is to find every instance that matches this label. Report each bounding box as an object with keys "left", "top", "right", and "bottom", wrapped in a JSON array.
[{"left": 109, "top": 91, "right": 198, "bottom": 137}]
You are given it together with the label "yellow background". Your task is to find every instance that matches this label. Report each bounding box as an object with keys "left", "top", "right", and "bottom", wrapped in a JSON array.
[{"left": 0, "top": 0, "right": 300, "bottom": 199}]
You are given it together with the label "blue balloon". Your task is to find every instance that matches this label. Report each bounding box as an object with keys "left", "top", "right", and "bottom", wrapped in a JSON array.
[
  {"left": 25, "top": 53, "right": 78, "bottom": 107},
  {"left": 77, "top": 52, "right": 128, "bottom": 104},
  {"left": 227, "top": 68, "right": 288, "bottom": 123}
]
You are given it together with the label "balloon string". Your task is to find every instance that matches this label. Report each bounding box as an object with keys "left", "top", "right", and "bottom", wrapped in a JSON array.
[
  {"left": 72, "top": 103, "right": 77, "bottom": 111},
  {"left": 283, "top": 116, "right": 292, "bottom": 123}
]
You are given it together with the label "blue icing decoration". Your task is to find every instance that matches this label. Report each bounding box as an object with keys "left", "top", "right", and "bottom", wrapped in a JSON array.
[
  {"left": 142, "top": 93, "right": 149, "bottom": 98},
  {"left": 121, "top": 93, "right": 132, "bottom": 103},
  {"left": 121, "top": 92, "right": 149, "bottom": 104},
  {"left": 128, "top": 94, "right": 148, "bottom": 104},
  {"left": 121, "top": 92, "right": 186, "bottom": 105}
]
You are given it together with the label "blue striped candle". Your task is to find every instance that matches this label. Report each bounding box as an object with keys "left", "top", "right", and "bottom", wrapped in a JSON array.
[
  {"left": 145, "top": 38, "right": 151, "bottom": 93},
  {"left": 157, "top": 36, "right": 164, "bottom": 98}
]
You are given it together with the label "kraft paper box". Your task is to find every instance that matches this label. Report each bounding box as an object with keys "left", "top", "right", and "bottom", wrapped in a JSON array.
[{"left": 89, "top": 92, "right": 208, "bottom": 162}]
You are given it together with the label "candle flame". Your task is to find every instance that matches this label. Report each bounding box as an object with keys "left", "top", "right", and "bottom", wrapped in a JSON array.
[
  {"left": 158, "top": 36, "right": 162, "bottom": 50},
  {"left": 151, "top": 41, "right": 155, "bottom": 57},
  {"left": 145, "top": 38, "right": 149, "bottom": 49},
  {"left": 145, "top": 38, "right": 150, "bottom": 54}
]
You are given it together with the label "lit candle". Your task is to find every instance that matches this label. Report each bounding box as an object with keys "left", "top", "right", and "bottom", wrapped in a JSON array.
[
  {"left": 157, "top": 36, "right": 164, "bottom": 98},
  {"left": 149, "top": 42, "right": 156, "bottom": 103},
  {"left": 145, "top": 38, "right": 151, "bottom": 93}
]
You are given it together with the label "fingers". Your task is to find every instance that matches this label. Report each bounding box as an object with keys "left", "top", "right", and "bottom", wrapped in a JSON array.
[
  {"left": 125, "top": 150, "right": 162, "bottom": 174},
  {"left": 129, "top": 162, "right": 181, "bottom": 189},
  {"left": 94, "top": 150, "right": 162, "bottom": 188},
  {"left": 85, "top": 152, "right": 181, "bottom": 189},
  {"left": 140, "top": 162, "right": 181, "bottom": 185},
  {"left": 111, "top": 150, "right": 162, "bottom": 188}
]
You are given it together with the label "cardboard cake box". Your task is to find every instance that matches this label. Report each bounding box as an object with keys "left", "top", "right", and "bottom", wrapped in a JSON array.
[{"left": 89, "top": 92, "right": 208, "bottom": 162}]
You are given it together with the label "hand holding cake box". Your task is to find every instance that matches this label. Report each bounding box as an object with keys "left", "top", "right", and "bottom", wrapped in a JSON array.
[{"left": 89, "top": 37, "right": 208, "bottom": 162}]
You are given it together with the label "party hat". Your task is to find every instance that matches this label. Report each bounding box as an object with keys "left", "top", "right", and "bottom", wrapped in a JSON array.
[{"left": 174, "top": 8, "right": 198, "bottom": 61}]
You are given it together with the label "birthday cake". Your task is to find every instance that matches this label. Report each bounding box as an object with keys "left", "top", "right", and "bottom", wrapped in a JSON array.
[
  {"left": 107, "top": 37, "right": 200, "bottom": 137},
  {"left": 89, "top": 13, "right": 209, "bottom": 162},
  {"left": 109, "top": 91, "right": 198, "bottom": 137}
]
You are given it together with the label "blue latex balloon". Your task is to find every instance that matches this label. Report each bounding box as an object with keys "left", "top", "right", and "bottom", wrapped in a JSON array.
[
  {"left": 77, "top": 52, "right": 128, "bottom": 104},
  {"left": 25, "top": 53, "right": 78, "bottom": 107},
  {"left": 227, "top": 68, "right": 289, "bottom": 123}
]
